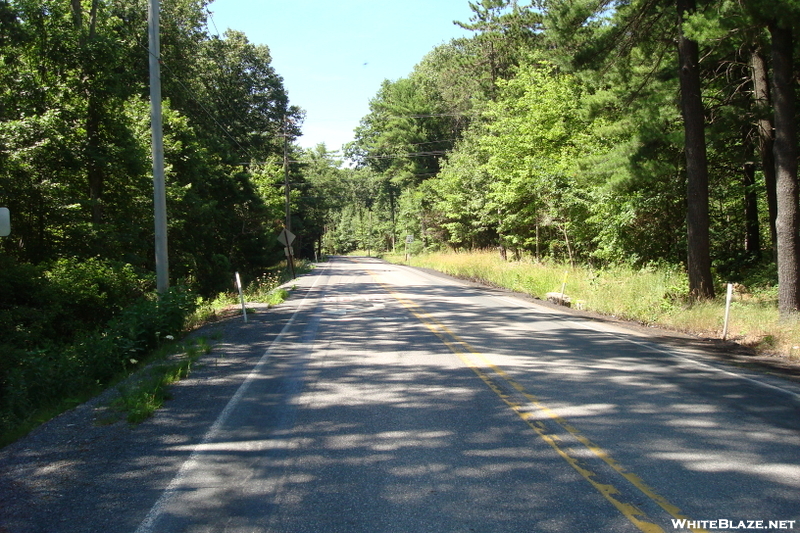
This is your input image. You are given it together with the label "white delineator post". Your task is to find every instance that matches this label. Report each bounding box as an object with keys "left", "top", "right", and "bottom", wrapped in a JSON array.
[
  {"left": 235, "top": 272, "right": 247, "bottom": 323},
  {"left": 722, "top": 283, "right": 733, "bottom": 340}
]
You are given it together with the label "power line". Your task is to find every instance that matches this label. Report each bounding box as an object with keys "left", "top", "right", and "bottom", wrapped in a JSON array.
[
  {"left": 132, "top": 36, "right": 256, "bottom": 161},
  {"left": 158, "top": 59, "right": 257, "bottom": 160},
  {"left": 133, "top": 21, "right": 287, "bottom": 164},
  {"left": 383, "top": 113, "right": 468, "bottom": 119},
  {"left": 407, "top": 139, "right": 457, "bottom": 146},
  {"left": 206, "top": 7, "right": 222, "bottom": 38},
  {"left": 364, "top": 151, "right": 448, "bottom": 160}
]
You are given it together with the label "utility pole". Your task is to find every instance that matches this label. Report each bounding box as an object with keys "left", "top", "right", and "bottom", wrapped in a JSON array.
[
  {"left": 149, "top": 0, "right": 169, "bottom": 294},
  {"left": 283, "top": 115, "right": 292, "bottom": 232},
  {"left": 282, "top": 115, "right": 295, "bottom": 279}
]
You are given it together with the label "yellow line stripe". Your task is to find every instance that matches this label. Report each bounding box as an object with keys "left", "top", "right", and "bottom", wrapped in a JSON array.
[{"left": 369, "top": 272, "right": 708, "bottom": 533}]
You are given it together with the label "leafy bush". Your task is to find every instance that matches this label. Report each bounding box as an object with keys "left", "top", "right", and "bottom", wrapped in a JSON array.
[
  {"left": 44, "top": 257, "right": 148, "bottom": 337},
  {"left": 0, "top": 257, "right": 53, "bottom": 352},
  {"left": 0, "top": 272, "right": 197, "bottom": 439},
  {"left": 70, "top": 285, "right": 197, "bottom": 387}
]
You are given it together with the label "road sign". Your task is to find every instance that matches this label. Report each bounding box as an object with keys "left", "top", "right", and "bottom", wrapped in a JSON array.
[
  {"left": 0, "top": 208, "right": 9, "bottom": 237},
  {"left": 405, "top": 234, "right": 414, "bottom": 243},
  {"left": 277, "top": 228, "right": 295, "bottom": 247}
]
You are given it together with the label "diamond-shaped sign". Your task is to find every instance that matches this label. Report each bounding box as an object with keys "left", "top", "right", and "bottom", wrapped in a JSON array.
[{"left": 277, "top": 228, "right": 295, "bottom": 247}]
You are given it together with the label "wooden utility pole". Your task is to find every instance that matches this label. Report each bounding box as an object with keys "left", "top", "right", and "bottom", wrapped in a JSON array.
[
  {"left": 149, "top": 0, "right": 169, "bottom": 294},
  {"left": 283, "top": 116, "right": 292, "bottom": 232},
  {"left": 283, "top": 116, "right": 296, "bottom": 278}
]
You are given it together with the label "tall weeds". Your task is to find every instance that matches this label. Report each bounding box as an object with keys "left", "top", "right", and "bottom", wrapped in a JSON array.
[
  {"left": 390, "top": 251, "right": 796, "bottom": 359},
  {"left": 0, "top": 282, "right": 197, "bottom": 444}
]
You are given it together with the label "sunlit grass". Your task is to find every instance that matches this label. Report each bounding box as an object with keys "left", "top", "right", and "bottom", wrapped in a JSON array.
[
  {"left": 386, "top": 250, "right": 798, "bottom": 360},
  {"left": 108, "top": 337, "right": 212, "bottom": 424},
  {"left": 106, "top": 262, "right": 308, "bottom": 424},
  {"left": 187, "top": 261, "right": 310, "bottom": 327}
]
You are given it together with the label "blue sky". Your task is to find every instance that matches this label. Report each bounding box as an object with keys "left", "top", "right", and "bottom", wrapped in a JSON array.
[{"left": 207, "top": 0, "right": 476, "bottom": 153}]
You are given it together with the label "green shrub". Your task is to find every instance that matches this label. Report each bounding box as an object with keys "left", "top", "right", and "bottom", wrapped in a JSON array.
[
  {"left": 44, "top": 257, "right": 147, "bottom": 337},
  {"left": 0, "top": 283, "right": 197, "bottom": 440},
  {"left": 0, "top": 256, "right": 53, "bottom": 351}
]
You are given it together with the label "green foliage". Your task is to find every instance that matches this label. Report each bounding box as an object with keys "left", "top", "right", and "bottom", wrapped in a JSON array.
[
  {"left": 394, "top": 251, "right": 795, "bottom": 355},
  {"left": 349, "top": 75, "right": 455, "bottom": 188},
  {"left": 0, "top": 0, "right": 301, "bottom": 294},
  {"left": 111, "top": 337, "right": 211, "bottom": 424},
  {"left": 242, "top": 269, "right": 295, "bottom": 306},
  {"left": 328, "top": 0, "right": 789, "bottom": 314},
  {"left": 0, "top": 272, "right": 197, "bottom": 438},
  {"left": 2, "top": 0, "right": 799, "bottom": 439},
  {"left": 44, "top": 257, "right": 146, "bottom": 330}
]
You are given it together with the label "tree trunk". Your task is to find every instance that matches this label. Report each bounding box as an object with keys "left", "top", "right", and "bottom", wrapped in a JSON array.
[
  {"left": 87, "top": 95, "right": 104, "bottom": 224},
  {"left": 769, "top": 22, "right": 800, "bottom": 317},
  {"left": 73, "top": 0, "right": 105, "bottom": 224},
  {"left": 750, "top": 47, "right": 777, "bottom": 258},
  {"left": 677, "top": 0, "right": 714, "bottom": 299},
  {"left": 743, "top": 160, "right": 761, "bottom": 258}
]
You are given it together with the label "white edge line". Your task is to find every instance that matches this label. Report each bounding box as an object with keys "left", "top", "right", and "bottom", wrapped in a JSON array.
[
  {"left": 134, "top": 267, "right": 325, "bottom": 533},
  {"left": 570, "top": 320, "right": 800, "bottom": 402},
  {"left": 392, "top": 261, "right": 800, "bottom": 403}
]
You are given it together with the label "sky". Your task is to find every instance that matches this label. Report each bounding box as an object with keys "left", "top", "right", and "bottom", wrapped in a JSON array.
[{"left": 207, "top": 0, "right": 476, "bottom": 153}]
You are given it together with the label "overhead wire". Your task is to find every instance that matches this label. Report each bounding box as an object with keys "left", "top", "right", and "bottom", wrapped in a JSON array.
[
  {"left": 364, "top": 151, "right": 448, "bottom": 160},
  {"left": 111, "top": 11, "right": 471, "bottom": 170},
  {"left": 132, "top": 12, "right": 289, "bottom": 164},
  {"left": 131, "top": 28, "right": 254, "bottom": 161},
  {"left": 206, "top": 7, "right": 222, "bottom": 38},
  {"left": 158, "top": 59, "right": 257, "bottom": 160},
  {"left": 201, "top": 6, "right": 291, "bottom": 146}
]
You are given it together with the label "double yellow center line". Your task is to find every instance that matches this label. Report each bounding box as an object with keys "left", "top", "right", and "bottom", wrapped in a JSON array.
[{"left": 369, "top": 271, "right": 707, "bottom": 533}]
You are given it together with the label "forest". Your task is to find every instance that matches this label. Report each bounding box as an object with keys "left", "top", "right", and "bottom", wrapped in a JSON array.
[
  {"left": 337, "top": 0, "right": 800, "bottom": 314},
  {"left": 2, "top": 0, "right": 800, "bottom": 433}
]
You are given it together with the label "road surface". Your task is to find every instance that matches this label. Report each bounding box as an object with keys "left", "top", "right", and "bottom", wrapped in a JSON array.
[
  {"left": 2, "top": 256, "right": 798, "bottom": 533},
  {"left": 137, "top": 256, "right": 800, "bottom": 533}
]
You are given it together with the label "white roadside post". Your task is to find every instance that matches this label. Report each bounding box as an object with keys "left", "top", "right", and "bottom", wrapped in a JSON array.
[
  {"left": 722, "top": 283, "right": 733, "bottom": 341},
  {"left": 235, "top": 272, "right": 247, "bottom": 323},
  {"left": 559, "top": 271, "right": 569, "bottom": 304}
]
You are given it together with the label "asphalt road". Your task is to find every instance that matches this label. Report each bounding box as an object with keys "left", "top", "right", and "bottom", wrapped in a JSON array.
[{"left": 3, "top": 256, "right": 799, "bottom": 533}]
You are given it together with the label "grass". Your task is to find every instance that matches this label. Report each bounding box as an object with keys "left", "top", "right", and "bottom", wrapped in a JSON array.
[
  {"left": 385, "top": 250, "right": 799, "bottom": 361},
  {"left": 187, "top": 261, "right": 309, "bottom": 328},
  {"left": 1, "top": 262, "right": 310, "bottom": 444},
  {"left": 107, "top": 337, "right": 212, "bottom": 424},
  {"left": 107, "top": 262, "right": 312, "bottom": 425}
]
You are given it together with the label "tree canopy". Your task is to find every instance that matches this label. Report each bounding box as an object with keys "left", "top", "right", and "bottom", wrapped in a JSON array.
[
  {"left": 341, "top": 0, "right": 800, "bottom": 315},
  {"left": 0, "top": 0, "right": 306, "bottom": 296},
  {"left": 4, "top": 0, "right": 800, "bottom": 309}
]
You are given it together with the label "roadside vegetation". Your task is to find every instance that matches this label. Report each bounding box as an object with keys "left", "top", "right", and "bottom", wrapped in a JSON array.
[
  {"left": 319, "top": 3, "right": 800, "bottom": 366},
  {"left": 4, "top": 0, "right": 800, "bottom": 443},
  {"left": 107, "top": 336, "right": 213, "bottom": 425},
  {"left": 0, "top": 257, "right": 302, "bottom": 447},
  {"left": 384, "top": 251, "right": 798, "bottom": 359}
]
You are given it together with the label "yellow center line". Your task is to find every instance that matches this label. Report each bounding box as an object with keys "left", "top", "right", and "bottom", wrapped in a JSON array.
[{"left": 368, "top": 271, "right": 708, "bottom": 533}]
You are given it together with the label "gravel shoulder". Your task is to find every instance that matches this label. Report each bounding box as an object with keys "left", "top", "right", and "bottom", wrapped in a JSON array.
[{"left": 0, "top": 300, "right": 295, "bottom": 533}]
